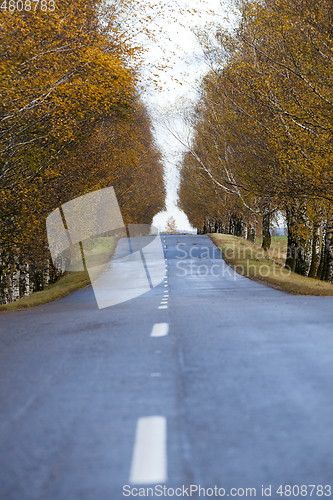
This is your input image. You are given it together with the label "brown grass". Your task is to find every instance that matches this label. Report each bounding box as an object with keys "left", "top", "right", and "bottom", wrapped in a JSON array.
[{"left": 209, "top": 234, "right": 333, "bottom": 296}]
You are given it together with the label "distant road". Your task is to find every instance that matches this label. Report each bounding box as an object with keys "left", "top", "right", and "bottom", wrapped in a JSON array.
[{"left": 1, "top": 234, "right": 333, "bottom": 499}]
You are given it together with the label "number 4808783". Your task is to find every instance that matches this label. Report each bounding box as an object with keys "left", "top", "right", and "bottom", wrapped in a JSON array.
[
  {"left": 0, "top": 0, "right": 56, "bottom": 11},
  {"left": 276, "top": 485, "right": 331, "bottom": 496}
]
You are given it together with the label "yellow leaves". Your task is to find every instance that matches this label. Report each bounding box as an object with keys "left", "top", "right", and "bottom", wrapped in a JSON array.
[
  {"left": 180, "top": 0, "right": 333, "bottom": 231},
  {"left": 0, "top": 0, "right": 169, "bottom": 278}
]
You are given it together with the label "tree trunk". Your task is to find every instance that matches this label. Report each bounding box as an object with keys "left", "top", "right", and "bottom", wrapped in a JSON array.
[
  {"left": 228, "top": 214, "right": 246, "bottom": 238},
  {"left": 284, "top": 203, "right": 312, "bottom": 276},
  {"left": 318, "top": 221, "right": 333, "bottom": 283},
  {"left": 316, "top": 229, "right": 326, "bottom": 280},
  {"left": 308, "top": 226, "right": 320, "bottom": 278},
  {"left": 262, "top": 212, "right": 271, "bottom": 251},
  {"left": 247, "top": 222, "right": 256, "bottom": 242}
]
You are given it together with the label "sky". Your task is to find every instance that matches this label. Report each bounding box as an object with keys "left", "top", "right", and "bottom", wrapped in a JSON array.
[{"left": 136, "top": 0, "right": 227, "bottom": 232}]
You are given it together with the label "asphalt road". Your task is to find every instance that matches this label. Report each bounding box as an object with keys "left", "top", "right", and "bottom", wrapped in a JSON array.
[{"left": 1, "top": 234, "right": 333, "bottom": 500}]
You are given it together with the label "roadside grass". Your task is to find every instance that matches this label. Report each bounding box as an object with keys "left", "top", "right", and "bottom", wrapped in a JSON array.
[
  {"left": 0, "top": 236, "right": 116, "bottom": 313},
  {"left": 0, "top": 271, "right": 91, "bottom": 313},
  {"left": 209, "top": 233, "right": 333, "bottom": 296}
]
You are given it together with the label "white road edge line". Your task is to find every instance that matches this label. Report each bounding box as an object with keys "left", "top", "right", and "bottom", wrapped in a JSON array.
[{"left": 129, "top": 416, "right": 167, "bottom": 484}]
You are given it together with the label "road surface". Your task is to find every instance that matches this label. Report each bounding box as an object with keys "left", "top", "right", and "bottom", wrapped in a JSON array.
[{"left": 1, "top": 234, "right": 333, "bottom": 499}]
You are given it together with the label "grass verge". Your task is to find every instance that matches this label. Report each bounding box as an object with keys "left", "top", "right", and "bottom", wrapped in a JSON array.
[
  {"left": 0, "top": 236, "right": 116, "bottom": 313},
  {"left": 209, "top": 233, "right": 333, "bottom": 296},
  {"left": 0, "top": 271, "right": 91, "bottom": 313}
]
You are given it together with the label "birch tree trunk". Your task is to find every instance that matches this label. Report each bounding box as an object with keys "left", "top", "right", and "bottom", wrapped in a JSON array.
[
  {"left": 246, "top": 221, "right": 256, "bottom": 242},
  {"left": 262, "top": 212, "right": 271, "bottom": 251},
  {"left": 285, "top": 202, "right": 313, "bottom": 276},
  {"left": 308, "top": 226, "right": 321, "bottom": 278},
  {"left": 318, "top": 221, "right": 333, "bottom": 283}
]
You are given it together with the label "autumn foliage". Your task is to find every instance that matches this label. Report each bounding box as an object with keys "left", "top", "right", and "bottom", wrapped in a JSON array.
[
  {"left": 178, "top": 0, "right": 333, "bottom": 282},
  {"left": 0, "top": 0, "right": 165, "bottom": 303},
  {"left": 165, "top": 216, "right": 177, "bottom": 234}
]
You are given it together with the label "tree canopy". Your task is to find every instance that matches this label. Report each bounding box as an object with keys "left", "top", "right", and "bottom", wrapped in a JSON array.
[
  {"left": 0, "top": 0, "right": 166, "bottom": 303},
  {"left": 178, "top": 0, "right": 333, "bottom": 281}
]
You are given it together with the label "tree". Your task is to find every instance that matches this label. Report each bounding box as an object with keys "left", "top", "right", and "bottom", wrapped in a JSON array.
[
  {"left": 0, "top": 0, "right": 166, "bottom": 303},
  {"left": 178, "top": 0, "right": 333, "bottom": 280},
  {"left": 165, "top": 216, "right": 177, "bottom": 233}
]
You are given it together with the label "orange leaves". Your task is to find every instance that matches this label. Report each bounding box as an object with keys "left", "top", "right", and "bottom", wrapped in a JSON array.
[
  {"left": 1, "top": 0, "right": 167, "bottom": 282},
  {"left": 0, "top": 0, "right": 140, "bottom": 191}
]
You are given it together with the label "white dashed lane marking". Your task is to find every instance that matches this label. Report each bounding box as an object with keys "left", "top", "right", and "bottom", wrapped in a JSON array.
[
  {"left": 160, "top": 255, "right": 168, "bottom": 307},
  {"left": 151, "top": 324, "right": 169, "bottom": 337},
  {"left": 129, "top": 416, "right": 167, "bottom": 484}
]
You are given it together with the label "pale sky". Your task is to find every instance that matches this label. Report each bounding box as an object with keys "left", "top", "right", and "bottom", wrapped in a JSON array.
[{"left": 137, "top": 0, "right": 226, "bottom": 232}]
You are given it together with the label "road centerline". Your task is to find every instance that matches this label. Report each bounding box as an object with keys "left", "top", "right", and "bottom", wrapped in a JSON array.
[
  {"left": 151, "top": 323, "right": 169, "bottom": 337},
  {"left": 129, "top": 416, "right": 167, "bottom": 484}
]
